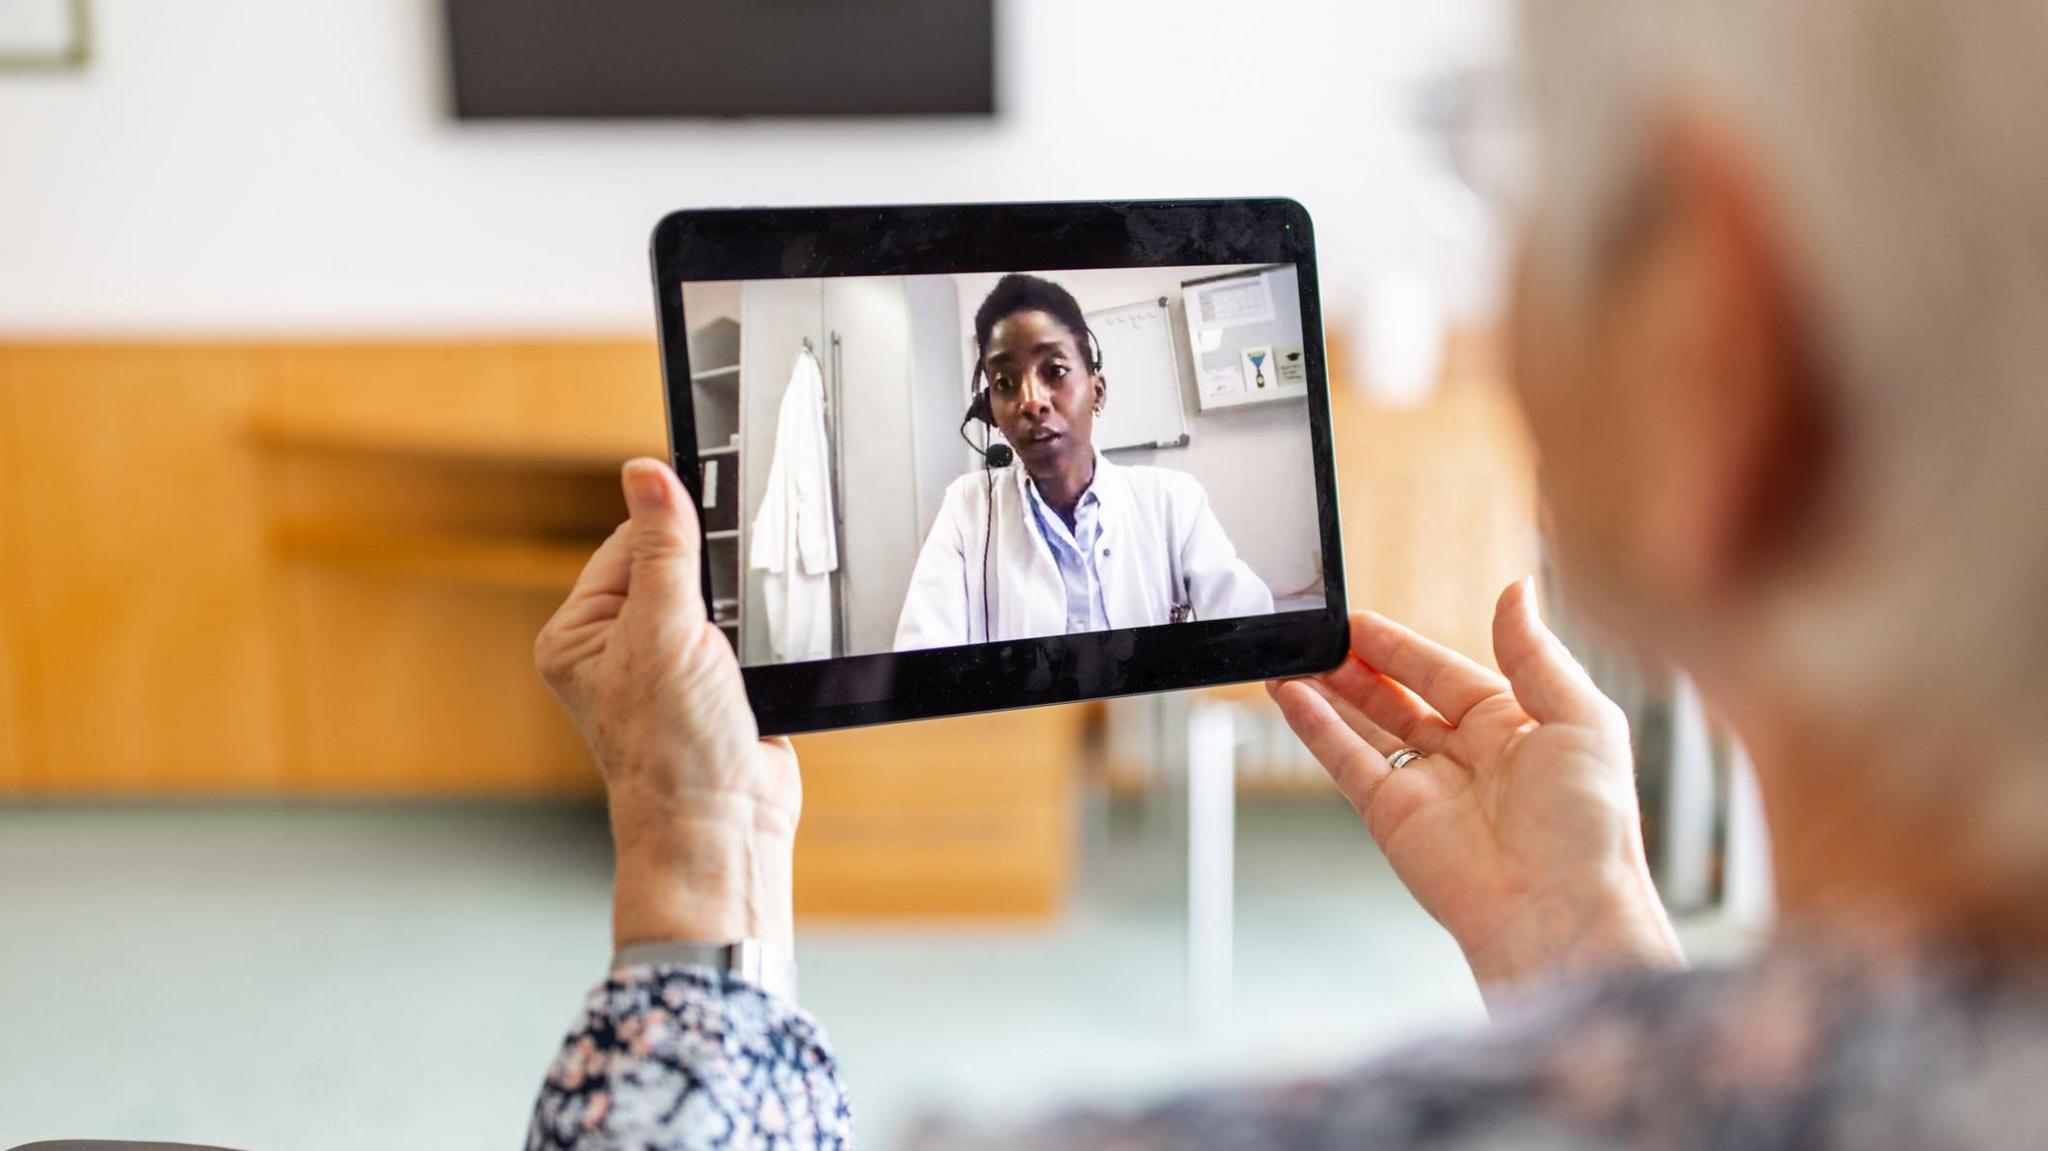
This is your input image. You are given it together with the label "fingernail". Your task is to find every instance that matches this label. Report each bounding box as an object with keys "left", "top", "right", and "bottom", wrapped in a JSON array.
[{"left": 623, "top": 459, "right": 671, "bottom": 514}]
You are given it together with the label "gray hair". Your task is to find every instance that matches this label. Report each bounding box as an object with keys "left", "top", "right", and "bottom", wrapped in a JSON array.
[{"left": 1524, "top": 2, "right": 2048, "bottom": 846}]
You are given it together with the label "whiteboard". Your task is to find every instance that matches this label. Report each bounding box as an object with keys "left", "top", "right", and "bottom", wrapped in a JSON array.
[{"left": 1088, "top": 298, "right": 1190, "bottom": 452}]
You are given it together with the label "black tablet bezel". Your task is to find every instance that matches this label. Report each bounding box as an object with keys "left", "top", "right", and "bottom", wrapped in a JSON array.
[{"left": 651, "top": 198, "right": 1348, "bottom": 735}]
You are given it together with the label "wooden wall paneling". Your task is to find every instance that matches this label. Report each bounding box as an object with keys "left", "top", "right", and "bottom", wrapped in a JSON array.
[
  {"left": 790, "top": 705, "right": 1080, "bottom": 919},
  {"left": 520, "top": 341, "right": 668, "bottom": 462},
  {"left": 0, "top": 348, "right": 33, "bottom": 789},
  {"left": 2, "top": 345, "right": 287, "bottom": 793},
  {"left": 248, "top": 340, "right": 667, "bottom": 468},
  {"left": 255, "top": 342, "right": 532, "bottom": 462},
  {"left": 275, "top": 558, "right": 597, "bottom": 796},
  {"left": 248, "top": 343, "right": 638, "bottom": 796},
  {"left": 246, "top": 342, "right": 654, "bottom": 799},
  {"left": 260, "top": 448, "right": 625, "bottom": 547},
  {"left": 1328, "top": 333, "right": 1539, "bottom": 666}
]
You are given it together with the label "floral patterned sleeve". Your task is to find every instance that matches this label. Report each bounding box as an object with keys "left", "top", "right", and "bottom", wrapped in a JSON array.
[{"left": 527, "top": 963, "right": 852, "bottom": 1151}]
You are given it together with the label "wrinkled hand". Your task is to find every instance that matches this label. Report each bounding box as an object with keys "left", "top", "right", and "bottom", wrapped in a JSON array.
[
  {"left": 1270, "top": 578, "right": 1682, "bottom": 1002},
  {"left": 537, "top": 458, "right": 799, "bottom": 951}
]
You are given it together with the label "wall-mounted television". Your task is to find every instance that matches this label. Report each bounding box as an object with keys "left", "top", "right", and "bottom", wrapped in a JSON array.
[{"left": 443, "top": 0, "right": 995, "bottom": 119}]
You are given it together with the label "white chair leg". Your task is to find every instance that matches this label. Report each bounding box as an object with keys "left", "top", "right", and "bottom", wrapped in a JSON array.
[
  {"left": 1661, "top": 673, "right": 1718, "bottom": 913},
  {"left": 1723, "top": 740, "right": 1775, "bottom": 925},
  {"left": 1186, "top": 699, "right": 1236, "bottom": 1039}
]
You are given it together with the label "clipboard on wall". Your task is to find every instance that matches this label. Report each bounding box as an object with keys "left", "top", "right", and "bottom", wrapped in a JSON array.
[{"left": 1183, "top": 265, "right": 1309, "bottom": 411}]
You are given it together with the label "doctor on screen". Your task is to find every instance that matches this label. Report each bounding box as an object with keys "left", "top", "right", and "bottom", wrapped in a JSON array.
[{"left": 895, "top": 273, "right": 1275, "bottom": 650}]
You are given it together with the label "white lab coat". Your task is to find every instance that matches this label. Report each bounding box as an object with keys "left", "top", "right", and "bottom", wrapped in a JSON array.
[
  {"left": 894, "top": 452, "right": 1274, "bottom": 649},
  {"left": 749, "top": 349, "right": 838, "bottom": 663}
]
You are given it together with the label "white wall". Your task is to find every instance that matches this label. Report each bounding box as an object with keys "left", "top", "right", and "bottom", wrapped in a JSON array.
[
  {"left": 904, "top": 276, "right": 970, "bottom": 537},
  {"left": 0, "top": 0, "right": 1510, "bottom": 335}
]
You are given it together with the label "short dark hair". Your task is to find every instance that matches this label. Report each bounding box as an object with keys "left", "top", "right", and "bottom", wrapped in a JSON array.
[{"left": 971, "top": 273, "right": 1101, "bottom": 383}]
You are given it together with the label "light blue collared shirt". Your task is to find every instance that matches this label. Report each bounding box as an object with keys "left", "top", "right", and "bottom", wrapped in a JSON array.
[{"left": 1024, "top": 478, "right": 1109, "bottom": 634}]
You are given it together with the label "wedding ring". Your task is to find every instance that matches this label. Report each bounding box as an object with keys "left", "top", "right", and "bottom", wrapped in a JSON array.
[{"left": 1387, "top": 748, "right": 1425, "bottom": 772}]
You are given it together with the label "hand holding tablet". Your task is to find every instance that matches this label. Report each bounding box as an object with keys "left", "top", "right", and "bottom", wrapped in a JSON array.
[
  {"left": 653, "top": 199, "right": 1350, "bottom": 734},
  {"left": 534, "top": 460, "right": 799, "bottom": 952}
]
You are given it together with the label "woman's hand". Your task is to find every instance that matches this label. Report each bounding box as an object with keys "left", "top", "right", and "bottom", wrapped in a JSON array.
[
  {"left": 1270, "top": 578, "right": 1682, "bottom": 1001},
  {"left": 537, "top": 458, "right": 800, "bottom": 951}
]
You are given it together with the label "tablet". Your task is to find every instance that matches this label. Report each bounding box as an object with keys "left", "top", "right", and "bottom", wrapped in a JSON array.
[{"left": 652, "top": 199, "right": 1348, "bottom": 735}]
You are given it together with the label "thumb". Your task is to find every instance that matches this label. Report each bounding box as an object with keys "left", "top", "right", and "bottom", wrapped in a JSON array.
[
  {"left": 1491, "top": 576, "right": 1618, "bottom": 730},
  {"left": 620, "top": 458, "right": 706, "bottom": 631}
]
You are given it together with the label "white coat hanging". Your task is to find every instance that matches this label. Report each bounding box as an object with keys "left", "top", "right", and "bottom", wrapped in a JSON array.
[{"left": 749, "top": 346, "right": 839, "bottom": 663}]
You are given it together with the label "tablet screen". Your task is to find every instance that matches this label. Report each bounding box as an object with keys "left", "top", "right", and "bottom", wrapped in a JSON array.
[
  {"left": 655, "top": 199, "right": 1346, "bottom": 733},
  {"left": 678, "top": 262, "right": 1328, "bottom": 668}
]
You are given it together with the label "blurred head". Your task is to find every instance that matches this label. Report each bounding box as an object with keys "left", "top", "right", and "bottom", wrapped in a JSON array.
[
  {"left": 1516, "top": 3, "right": 2048, "bottom": 840},
  {"left": 973, "top": 274, "right": 1106, "bottom": 479}
]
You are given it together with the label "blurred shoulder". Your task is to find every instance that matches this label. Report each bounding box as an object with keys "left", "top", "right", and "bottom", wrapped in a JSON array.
[{"left": 911, "top": 945, "right": 2048, "bottom": 1150}]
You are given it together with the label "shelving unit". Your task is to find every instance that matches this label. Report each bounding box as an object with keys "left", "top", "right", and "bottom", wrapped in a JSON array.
[{"left": 686, "top": 311, "right": 745, "bottom": 647}]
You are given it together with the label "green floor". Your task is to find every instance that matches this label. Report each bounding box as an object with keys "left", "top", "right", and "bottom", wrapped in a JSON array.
[{"left": 0, "top": 798, "right": 1507, "bottom": 1149}]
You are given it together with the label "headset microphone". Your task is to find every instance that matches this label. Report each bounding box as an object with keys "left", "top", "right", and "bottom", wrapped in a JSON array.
[{"left": 960, "top": 384, "right": 1014, "bottom": 642}]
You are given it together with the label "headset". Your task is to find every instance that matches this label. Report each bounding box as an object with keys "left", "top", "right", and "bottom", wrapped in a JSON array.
[{"left": 958, "top": 327, "right": 1105, "bottom": 642}]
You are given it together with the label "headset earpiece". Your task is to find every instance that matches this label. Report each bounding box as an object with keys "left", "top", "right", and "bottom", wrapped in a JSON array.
[
  {"left": 961, "top": 372, "right": 1013, "bottom": 469},
  {"left": 966, "top": 388, "right": 996, "bottom": 428}
]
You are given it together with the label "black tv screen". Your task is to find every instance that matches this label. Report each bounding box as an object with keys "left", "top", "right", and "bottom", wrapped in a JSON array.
[{"left": 444, "top": 0, "right": 996, "bottom": 119}]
